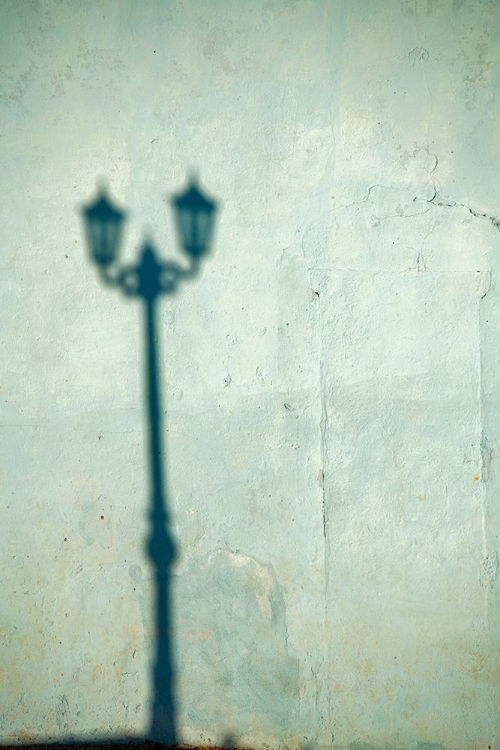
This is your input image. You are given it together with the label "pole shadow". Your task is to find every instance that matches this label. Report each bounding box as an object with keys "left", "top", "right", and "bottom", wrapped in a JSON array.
[{"left": 81, "top": 176, "right": 219, "bottom": 743}]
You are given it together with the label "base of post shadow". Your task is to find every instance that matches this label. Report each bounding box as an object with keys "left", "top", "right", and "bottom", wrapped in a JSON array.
[{"left": 0, "top": 741, "right": 239, "bottom": 750}]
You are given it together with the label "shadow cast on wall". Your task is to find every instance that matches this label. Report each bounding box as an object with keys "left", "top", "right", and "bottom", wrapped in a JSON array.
[{"left": 81, "top": 175, "right": 218, "bottom": 743}]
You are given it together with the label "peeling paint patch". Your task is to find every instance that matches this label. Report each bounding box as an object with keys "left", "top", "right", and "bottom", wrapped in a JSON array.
[
  {"left": 479, "top": 551, "right": 499, "bottom": 590},
  {"left": 177, "top": 549, "right": 300, "bottom": 736},
  {"left": 54, "top": 694, "right": 69, "bottom": 731}
]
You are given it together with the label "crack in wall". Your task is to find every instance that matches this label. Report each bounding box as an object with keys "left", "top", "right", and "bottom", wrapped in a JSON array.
[{"left": 422, "top": 191, "right": 500, "bottom": 233}]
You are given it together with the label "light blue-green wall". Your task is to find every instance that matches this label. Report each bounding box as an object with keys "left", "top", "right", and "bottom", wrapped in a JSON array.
[{"left": 1, "top": 1, "right": 499, "bottom": 748}]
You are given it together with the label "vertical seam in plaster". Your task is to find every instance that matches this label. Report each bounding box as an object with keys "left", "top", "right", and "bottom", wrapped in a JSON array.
[
  {"left": 317, "top": 285, "right": 334, "bottom": 743},
  {"left": 478, "top": 277, "right": 490, "bottom": 628},
  {"left": 321, "top": 0, "right": 336, "bottom": 636},
  {"left": 318, "top": 292, "right": 329, "bottom": 620},
  {"left": 317, "top": 288, "right": 332, "bottom": 747},
  {"left": 411, "top": 2, "right": 434, "bottom": 153},
  {"left": 477, "top": 269, "right": 500, "bottom": 733}
]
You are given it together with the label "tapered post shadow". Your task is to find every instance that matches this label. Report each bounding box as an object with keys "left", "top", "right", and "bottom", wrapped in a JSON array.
[
  {"left": 143, "top": 249, "right": 177, "bottom": 742},
  {"left": 81, "top": 178, "right": 217, "bottom": 742}
]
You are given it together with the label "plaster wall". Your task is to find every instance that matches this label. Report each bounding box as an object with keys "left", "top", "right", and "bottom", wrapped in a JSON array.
[{"left": 1, "top": 1, "right": 499, "bottom": 748}]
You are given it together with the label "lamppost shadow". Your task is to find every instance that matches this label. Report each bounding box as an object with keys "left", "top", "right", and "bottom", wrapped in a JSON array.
[{"left": 81, "top": 175, "right": 219, "bottom": 744}]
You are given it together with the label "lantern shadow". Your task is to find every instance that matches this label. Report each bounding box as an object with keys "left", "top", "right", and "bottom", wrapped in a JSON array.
[{"left": 79, "top": 176, "right": 219, "bottom": 744}]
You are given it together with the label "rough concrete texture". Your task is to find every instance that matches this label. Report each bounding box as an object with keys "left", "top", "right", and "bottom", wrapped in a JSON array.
[{"left": 1, "top": 1, "right": 499, "bottom": 748}]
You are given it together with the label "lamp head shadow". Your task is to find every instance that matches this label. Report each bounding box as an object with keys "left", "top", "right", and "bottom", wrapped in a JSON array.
[
  {"left": 81, "top": 187, "right": 127, "bottom": 269},
  {"left": 171, "top": 176, "right": 217, "bottom": 262}
]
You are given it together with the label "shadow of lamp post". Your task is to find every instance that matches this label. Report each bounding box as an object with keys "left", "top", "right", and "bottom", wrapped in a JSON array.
[{"left": 82, "top": 178, "right": 217, "bottom": 743}]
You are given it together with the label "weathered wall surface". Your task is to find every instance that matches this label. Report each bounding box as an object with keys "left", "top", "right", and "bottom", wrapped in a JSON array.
[{"left": 1, "top": 1, "right": 499, "bottom": 748}]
